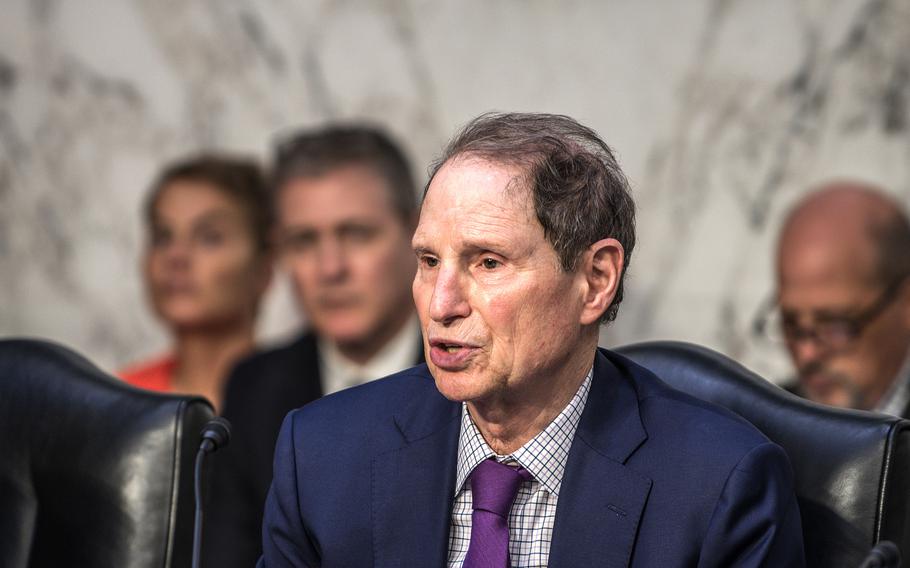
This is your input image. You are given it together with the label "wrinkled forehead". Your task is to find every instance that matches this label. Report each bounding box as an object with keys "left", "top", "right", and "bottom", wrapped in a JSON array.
[
  {"left": 414, "top": 156, "right": 543, "bottom": 246},
  {"left": 422, "top": 156, "right": 534, "bottom": 214}
]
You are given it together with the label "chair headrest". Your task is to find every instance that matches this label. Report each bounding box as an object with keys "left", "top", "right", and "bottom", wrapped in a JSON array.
[
  {"left": 616, "top": 340, "right": 910, "bottom": 568},
  {"left": 0, "top": 338, "right": 213, "bottom": 567}
]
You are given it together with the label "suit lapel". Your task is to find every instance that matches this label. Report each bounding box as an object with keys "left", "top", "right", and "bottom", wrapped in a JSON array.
[
  {"left": 295, "top": 331, "right": 324, "bottom": 398},
  {"left": 549, "top": 350, "right": 653, "bottom": 568},
  {"left": 372, "top": 369, "right": 461, "bottom": 567}
]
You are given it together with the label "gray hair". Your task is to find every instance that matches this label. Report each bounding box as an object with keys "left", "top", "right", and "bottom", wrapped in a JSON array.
[
  {"left": 273, "top": 125, "right": 417, "bottom": 223},
  {"left": 427, "top": 112, "right": 636, "bottom": 323}
]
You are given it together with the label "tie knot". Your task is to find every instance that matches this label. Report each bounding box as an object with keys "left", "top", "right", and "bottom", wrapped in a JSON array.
[{"left": 469, "top": 459, "right": 532, "bottom": 518}]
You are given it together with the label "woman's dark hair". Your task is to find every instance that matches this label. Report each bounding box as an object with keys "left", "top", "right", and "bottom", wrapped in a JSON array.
[{"left": 145, "top": 154, "right": 272, "bottom": 251}]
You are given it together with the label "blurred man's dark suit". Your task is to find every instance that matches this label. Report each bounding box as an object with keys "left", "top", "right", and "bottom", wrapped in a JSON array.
[{"left": 203, "top": 330, "right": 422, "bottom": 568}]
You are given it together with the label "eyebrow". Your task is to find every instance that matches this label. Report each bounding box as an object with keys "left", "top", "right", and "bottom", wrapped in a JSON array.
[
  {"left": 781, "top": 306, "right": 859, "bottom": 320},
  {"left": 195, "top": 210, "right": 243, "bottom": 224},
  {"left": 153, "top": 208, "right": 240, "bottom": 225}
]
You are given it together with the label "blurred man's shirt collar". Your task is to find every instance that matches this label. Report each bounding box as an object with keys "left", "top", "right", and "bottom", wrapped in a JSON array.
[
  {"left": 874, "top": 347, "right": 910, "bottom": 416},
  {"left": 318, "top": 313, "right": 421, "bottom": 395}
]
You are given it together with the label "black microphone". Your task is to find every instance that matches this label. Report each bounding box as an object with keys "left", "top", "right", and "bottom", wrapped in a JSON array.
[
  {"left": 193, "top": 417, "right": 233, "bottom": 568},
  {"left": 858, "top": 540, "right": 901, "bottom": 568},
  {"left": 200, "top": 416, "right": 232, "bottom": 453}
]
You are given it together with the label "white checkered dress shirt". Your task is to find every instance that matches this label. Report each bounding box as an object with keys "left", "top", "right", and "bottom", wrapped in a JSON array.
[{"left": 446, "top": 369, "right": 593, "bottom": 568}]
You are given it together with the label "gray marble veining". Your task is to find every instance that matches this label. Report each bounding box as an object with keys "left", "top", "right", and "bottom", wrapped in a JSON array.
[{"left": 1, "top": 0, "right": 907, "bottom": 383}]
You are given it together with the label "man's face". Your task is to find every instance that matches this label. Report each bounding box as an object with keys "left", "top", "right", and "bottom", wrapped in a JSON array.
[
  {"left": 277, "top": 166, "right": 416, "bottom": 348},
  {"left": 412, "top": 157, "right": 589, "bottom": 405},
  {"left": 777, "top": 235, "right": 910, "bottom": 409}
]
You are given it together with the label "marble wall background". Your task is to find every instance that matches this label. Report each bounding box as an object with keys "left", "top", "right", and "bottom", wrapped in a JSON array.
[{"left": 1, "top": 0, "right": 908, "bottom": 382}]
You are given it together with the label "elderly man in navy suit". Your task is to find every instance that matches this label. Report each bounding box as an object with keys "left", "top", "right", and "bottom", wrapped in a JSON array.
[{"left": 259, "top": 112, "right": 805, "bottom": 567}]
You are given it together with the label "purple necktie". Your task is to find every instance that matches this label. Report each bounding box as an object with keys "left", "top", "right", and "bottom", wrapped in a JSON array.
[{"left": 463, "top": 459, "right": 533, "bottom": 568}]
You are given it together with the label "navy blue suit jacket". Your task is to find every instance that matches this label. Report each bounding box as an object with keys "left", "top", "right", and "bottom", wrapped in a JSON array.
[{"left": 259, "top": 348, "right": 805, "bottom": 567}]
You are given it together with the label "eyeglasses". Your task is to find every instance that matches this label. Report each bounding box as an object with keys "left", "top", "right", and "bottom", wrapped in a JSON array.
[{"left": 752, "top": 277, "right": 907, "bottom": 352}]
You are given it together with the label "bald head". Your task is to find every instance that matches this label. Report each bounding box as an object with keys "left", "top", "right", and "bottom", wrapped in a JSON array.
[
  {"left": 779, "top": 181, "right": 910, "bottom": 287},
  {"left": 775, "top": 180, "right": 910, "bottom": 411}
]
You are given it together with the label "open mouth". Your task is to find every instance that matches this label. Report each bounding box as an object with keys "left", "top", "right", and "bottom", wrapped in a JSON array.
[
  {"left": 428, "top": 338, "right": 478, "bottom": 370},
  {"left": 430, "top": 339, "right": 471, "bottom": 350}
]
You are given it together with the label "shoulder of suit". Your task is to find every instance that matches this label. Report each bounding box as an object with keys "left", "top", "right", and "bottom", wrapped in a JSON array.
[
  {"left": 602, "top": 348, "right": 772, "bottom": 448},
  {"left": 290, "top": 364, "right": 435, "bottom": 421},
  {"left": 230, "top": 331, "right": 317, "bottom": 378}
]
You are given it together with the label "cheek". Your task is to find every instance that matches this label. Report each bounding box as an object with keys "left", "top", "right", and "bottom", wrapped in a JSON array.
[
  {"left": 355, "top": 251, "right": 392, "bottom": 284},
  {"left": 495, "top": 280, "right": 575, "bottom": 357},
  {"left": 143, "top": 253, "right": 158, "bottom": 284},
  {"left": 482, "top": 288, "right": 529, "bottom": 362},
  {"left": 144, "top": 253, "right": 168, "bottom": 296},
  {"left": 356, "top": 239, "right": 403, "bottom": 275},
  {"left": 205, "top": 249, "right": 259, "bottom": 298},
  {"left": 413, "top": 276, "right": 430, "bottom": 313},
  {"left": 846, "top": 340, "right": 897, "bottom": 382},
  {"left": 285, "top": 255, "right": 316, "bottom": 288},
  {"left": 354, "top": 242, "right": 415, "bottom": 296}
]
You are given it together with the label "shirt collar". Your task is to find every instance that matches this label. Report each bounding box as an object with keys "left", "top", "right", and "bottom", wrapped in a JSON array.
[
  {"left": 318, "top": 313, "right": 421, "bottom": 395},
  {"left": 454, "top": 367, "right": 593, "bottom": 498},
  {"left": 875, "top": 346, "right": 910, "bottom": 416}
]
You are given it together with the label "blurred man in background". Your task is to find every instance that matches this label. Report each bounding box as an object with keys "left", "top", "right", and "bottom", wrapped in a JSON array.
[
  {"left": 763, "top": 181, "right": 910, "bottom": 415},
  {"left": 205, "top": 126, "right": 422, "bottom": 568}
]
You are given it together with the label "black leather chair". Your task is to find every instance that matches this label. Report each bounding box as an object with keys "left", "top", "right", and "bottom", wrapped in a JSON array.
[
  {"left": 616, "top": 340, "right": 910, "bottom": 568},
  {"left": 0, "top": 339, "right": 214, "bottom": 567}
]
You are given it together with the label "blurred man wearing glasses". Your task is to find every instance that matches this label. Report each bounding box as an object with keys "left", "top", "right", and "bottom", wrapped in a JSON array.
[{"left": 760, "top": 180, "right": 910, "bottom": 414}]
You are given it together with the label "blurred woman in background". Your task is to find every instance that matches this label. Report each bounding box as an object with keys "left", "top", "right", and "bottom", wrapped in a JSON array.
[{"left": 119, "top": 155, "right": 273, "bottom": 411}]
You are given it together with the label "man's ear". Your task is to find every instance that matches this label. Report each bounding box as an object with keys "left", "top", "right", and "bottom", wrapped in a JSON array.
[{"left": 578, "top": 238, "right": 624, "bottom": 326}]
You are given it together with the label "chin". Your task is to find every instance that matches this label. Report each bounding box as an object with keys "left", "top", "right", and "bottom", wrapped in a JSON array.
[
  {"left": 813, "top": 391, "right": 855, "bottom": 409},
  {"left": 321, "top": 320, "right": 374, "bottom": 346},
  {"left": 161, "top": 304, "right": 240, "bottom": 331},
  {"left": 431, "top": 368, "right": 489, "bottom": 403},
  {"left": 159, "top": 307, "right": 206, "bottom": 327}
]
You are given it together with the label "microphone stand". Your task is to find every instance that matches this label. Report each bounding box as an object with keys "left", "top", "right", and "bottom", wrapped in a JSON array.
[{"left": 192, "top": 417, "right": 232, "bottom": 568}]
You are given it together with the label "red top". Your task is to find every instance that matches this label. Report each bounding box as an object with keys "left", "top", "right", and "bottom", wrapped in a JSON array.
[{"left": 118, "top": 355, "right": 176, "bottom": 393}]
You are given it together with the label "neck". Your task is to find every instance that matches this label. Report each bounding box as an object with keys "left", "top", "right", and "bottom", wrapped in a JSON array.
[
  {"left": 335, "top": 306, "right": 414, "bottom": 366},
  {"left": 467, "top": 334, "right": 597, "bottom": 455},
  {"left": 172, "top": 321, "right": 255, "bottom": 412}
]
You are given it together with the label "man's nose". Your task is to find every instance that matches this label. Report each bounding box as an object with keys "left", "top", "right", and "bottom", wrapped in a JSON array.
[
  {"left": 790, "top": 335, "right": 827, "bottom": 369},
  {"left": 428, "top": 266, "right": 470, "bottom": 325},
  {"left": 316, "top": 238, "right": 349, "bottom": 282}
]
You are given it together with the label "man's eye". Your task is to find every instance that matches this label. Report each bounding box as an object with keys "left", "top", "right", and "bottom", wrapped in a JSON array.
[
  {"left": 423, "top": 256, "right": 439, "bottom": 268},
  {"left": 481, "top": 258, "right": 500, "bottom": 269},
  {"left": 340, "top": 225, "right": 378, "bottom": 244},
  {"left": 284, "top": 233, "right": 316, "bottom": 252},
  {"left": 817, "top": 320, "right": 856, "bottom": 342},
  {"left": 150, "top": 228, "right": 171, "bottom": 248}
]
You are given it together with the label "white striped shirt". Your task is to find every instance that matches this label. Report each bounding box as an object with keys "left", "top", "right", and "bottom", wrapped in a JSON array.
[{"left": 446, "top": 369, "right": 593, "bottom": 568}]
